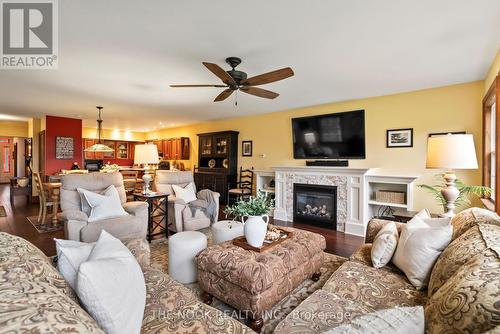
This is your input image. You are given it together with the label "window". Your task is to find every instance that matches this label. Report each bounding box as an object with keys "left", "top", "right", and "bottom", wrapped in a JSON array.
[
  {"left": 483, "top": 74, "right": 500, "bottom": 213},
  {"left": 491, "top": 103, "right": 496, "bottom": 200}
]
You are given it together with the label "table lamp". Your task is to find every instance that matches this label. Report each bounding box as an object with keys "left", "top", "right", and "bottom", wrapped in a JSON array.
[
  {"left": 134, "top": 144, "right": 159, "bottom": 194},
  {"left": 426, "top": 134, "right": 478, "bottom": 217}
]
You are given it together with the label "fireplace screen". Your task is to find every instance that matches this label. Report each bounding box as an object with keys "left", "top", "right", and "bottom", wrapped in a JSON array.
[{"left": 293, "top": 183, "right": 337, "bottom": 230}]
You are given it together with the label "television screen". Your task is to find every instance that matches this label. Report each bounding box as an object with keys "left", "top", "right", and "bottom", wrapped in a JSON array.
[{"left": 292, "top": 110, "right": 365, "bottom": 159}]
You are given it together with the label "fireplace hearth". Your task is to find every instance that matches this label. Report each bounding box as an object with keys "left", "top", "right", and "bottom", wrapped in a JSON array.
[{"left": 293, "top": 183, "right": 337, "bottom": 230}]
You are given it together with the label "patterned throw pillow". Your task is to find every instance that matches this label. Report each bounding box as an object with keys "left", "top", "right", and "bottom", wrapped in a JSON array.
[{"left": 425, "top": 246, "right": 500, "bottom": 333}]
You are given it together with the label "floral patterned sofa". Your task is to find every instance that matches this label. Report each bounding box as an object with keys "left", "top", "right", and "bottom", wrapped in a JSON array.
[
  {"left": 274, "top": 208, "right": 500, "bottom": 333},
  {"left": 0, "top": 232, "right": 253, "bottom": 334}
]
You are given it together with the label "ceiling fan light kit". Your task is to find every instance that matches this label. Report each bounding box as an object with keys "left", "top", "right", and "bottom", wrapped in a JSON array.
[{"left": 171, "top": 57, "right": 294, "bottom": 103}]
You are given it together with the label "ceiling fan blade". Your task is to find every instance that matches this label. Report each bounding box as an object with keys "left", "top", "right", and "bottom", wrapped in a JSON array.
[
  {"left": 241, "top": 67, "right": 294, "bottom": 86},
  {"left": 240, "top": 86, "right": 279, "bottom": 99},
  {"left": 170, "top": 84, "right": 228, "bottom": 87},
  {"left": 203, "top": 62, "right": 236, "bottom": 86},
  {"left": 214, "top": 88, "right": 234, "bottom": 102}
]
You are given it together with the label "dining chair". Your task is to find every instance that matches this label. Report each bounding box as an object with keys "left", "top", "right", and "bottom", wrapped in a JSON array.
[
  {"left": 33, "top": 172, "right": 54, "bottom": 223},
  {"left": 120, "top": 170, "right": 139, "bottom": 201},
  {"left": 227, "top": 167, "right": 254, "bottom": 205}
]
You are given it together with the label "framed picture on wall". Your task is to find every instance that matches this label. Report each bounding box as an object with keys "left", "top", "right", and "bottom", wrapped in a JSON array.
[
  {"left": 386, "top": 128, "right": 413, "bottom": 148},
  {"left": 242, "top": 141, "right": 253, "bottom": 156},
  {"left": 428, "top": 131, "right": 466, "bottom": 137},
  {"left": 55, "top": 136, "right": 74, "bottom": 159}
]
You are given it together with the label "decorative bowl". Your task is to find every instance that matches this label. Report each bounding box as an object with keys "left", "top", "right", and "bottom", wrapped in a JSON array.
[{"left": 17, "top": 178, "right": 29, "bottom": 187}]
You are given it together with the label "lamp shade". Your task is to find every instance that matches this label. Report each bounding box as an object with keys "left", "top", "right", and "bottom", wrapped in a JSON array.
[
  {"left": 134, "top": 144, "right": 159, "bottom": 165},
  {"left": 426, "top": 134, "right": 478, "bottom": 169}
]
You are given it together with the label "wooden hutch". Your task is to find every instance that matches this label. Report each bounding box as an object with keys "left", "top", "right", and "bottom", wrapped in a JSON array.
[{"left": 194, "top": 131, "right": 239, "bottom": 204}]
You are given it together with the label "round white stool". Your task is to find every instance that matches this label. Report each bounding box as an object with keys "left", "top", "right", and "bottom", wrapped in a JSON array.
[
  {"left": 168, "top": 231, "right": 207, "bottom": 284},
  {"left": 212, "top": 220, "right": 244, "bottom": 244}
]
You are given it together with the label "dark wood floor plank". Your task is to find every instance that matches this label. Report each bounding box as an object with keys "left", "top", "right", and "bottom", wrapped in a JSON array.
[{"left": 0, "top": 184, "right": 364, "bottom": 258}]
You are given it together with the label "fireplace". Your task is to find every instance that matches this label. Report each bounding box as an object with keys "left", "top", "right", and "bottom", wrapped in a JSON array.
[{"left": 293, "top": 183, "right": 337, "bottom": 230}]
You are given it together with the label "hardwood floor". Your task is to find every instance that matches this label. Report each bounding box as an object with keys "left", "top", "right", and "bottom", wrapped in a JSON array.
[
  {"left": 0, "top": 184, "right": 364, "bottom": 258},
  {"left": 0, "top": 184, "right": 63, "bottom": 256}
]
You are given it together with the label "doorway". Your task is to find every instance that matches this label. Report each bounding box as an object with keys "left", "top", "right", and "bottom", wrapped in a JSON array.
[{"left": 0, "top": 138, "right": 14, "bottom": 183}]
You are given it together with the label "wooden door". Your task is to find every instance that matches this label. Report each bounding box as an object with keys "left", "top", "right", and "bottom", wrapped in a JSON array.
[{"left": 0, "top": 138, "right": 14, "bottom": 183}]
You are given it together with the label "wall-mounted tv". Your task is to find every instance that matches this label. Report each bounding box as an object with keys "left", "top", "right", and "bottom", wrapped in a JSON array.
[{"left": 292, "top": 110, "right": 366, "bottom": 159}]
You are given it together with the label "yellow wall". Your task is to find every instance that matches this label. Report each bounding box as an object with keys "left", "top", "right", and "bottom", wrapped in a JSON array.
[
  {"left": 0, "top": 121, "right": 29, "bottom": 137},
  {"left": 485, "top": 48, "right": 500, "bottom": 93},
  {"left": 147, "top": 81, "right": 484, "bottom": 213},
  {"left": 82, "top": 127, "right": 146, "bottom": 142}
]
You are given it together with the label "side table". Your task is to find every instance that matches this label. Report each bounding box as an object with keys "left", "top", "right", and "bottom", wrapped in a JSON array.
[
  {"left": 133, "top": 192, "right": 169, "bottom": 242},
  {"left": 9, "top": 177, "right": 32, "bottom": 205}
]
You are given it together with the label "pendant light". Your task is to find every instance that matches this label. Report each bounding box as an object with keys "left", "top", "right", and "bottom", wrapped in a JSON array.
[{"left": 84, "top": 106, "right": 114, "bottom": 153}]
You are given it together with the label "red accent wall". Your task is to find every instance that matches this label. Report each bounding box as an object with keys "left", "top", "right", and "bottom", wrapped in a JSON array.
[{"left": 45, "top": 116, "right": 83, "bottom": 175}]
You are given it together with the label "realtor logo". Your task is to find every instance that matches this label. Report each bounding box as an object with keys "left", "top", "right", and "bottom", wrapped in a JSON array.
[{"left": 1, "top": 0, "right": 58, "bottom": 69}]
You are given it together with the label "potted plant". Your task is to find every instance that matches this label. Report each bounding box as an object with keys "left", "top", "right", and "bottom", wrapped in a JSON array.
[
  {"left": 224, "top": 192, "right": 275, "bottom": 247},
  {"left": 418, "top": 175, "right": 491, "bottom": 214}
]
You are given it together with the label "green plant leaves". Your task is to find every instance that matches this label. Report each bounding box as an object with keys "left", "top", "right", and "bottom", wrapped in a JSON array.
[
  {"left": 224, "top": 191, "right": 275, "bottom": 219},
  {"left": 417, "top": 175, "right": 491, "bottom": 212}
]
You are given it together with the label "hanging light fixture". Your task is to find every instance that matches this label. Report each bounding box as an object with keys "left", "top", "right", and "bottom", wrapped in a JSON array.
[{"left": 84, "top": 106, "right": 114, "bottom": 153}]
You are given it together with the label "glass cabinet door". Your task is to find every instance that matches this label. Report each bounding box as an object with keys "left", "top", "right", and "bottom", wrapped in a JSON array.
[
  {"left": 116, "top": 142, "right": 129, "bottom": 159},
  {"left": 215, "top": 136, "right": 228, "bottom": 155},
  {"left": 200, "top": 137, "right": 212, "bottom": 156}
]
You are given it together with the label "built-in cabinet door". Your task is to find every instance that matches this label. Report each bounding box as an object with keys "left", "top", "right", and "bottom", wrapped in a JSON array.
[
  {"left": 181, "top": 137, "right": 190, "bottom": 160},
  {"left": 103, "top": 141, "right": 115, "bottom": 159},
  {"left": 83, "top": 139, "right": 95, "bottom": 159},
  {"left": 116, "top": 142, "right": 129, "bottom": 159}
]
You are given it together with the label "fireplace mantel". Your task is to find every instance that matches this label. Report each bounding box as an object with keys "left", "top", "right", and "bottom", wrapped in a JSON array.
[{"left": 271, "top": 166, "right": 419, "bottom": 237}]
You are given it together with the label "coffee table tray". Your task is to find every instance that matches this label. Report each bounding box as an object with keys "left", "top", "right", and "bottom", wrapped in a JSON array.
[{"left": 232, "top": 228, "right": 292, "bottom": 252}]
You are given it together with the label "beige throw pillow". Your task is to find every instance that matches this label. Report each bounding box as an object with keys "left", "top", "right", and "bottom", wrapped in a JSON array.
[
  {"left": 371, "top": 222, "right": 399, "bottom": 268},
  {"left": 392, "top": 214, "right": 452, "bottom": 289}
]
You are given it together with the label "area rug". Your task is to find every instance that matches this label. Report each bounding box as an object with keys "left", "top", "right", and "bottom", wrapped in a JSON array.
[
  {"left": 150, "top": 232, "right": 347, "bottom": 333},
  {"left": 0, "top": 206, "right": 6, "bottom": 217},
  {"left": 27, "top": 215, "right": 65, "bottom": 233}
]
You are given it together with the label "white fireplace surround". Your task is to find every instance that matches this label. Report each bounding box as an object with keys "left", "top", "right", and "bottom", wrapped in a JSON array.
[{"left": 272, "top": 166, "right": 419, "bottom": 237}]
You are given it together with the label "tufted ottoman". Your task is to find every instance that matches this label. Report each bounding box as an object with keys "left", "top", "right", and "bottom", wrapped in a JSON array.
[{"left": 195, "top": 225, "right": 326, "bottom": 332}]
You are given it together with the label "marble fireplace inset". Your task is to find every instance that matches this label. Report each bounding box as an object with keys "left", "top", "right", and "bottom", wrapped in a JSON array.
[{"left": 293, "top": 183, "right": 337, "bottom": 230}]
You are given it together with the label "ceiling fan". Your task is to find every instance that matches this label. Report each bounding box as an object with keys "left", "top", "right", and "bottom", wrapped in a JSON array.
[{"left": 170, "top": 57, "right": 294, "bottom": 102}]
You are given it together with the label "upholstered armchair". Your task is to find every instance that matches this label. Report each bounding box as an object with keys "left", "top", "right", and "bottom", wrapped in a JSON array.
[
  {"left": 154, "top": 170, "right": 219, "bottom": 232},
  {"left": 59, "top": 172, "right": 148, "bottom": 242}
]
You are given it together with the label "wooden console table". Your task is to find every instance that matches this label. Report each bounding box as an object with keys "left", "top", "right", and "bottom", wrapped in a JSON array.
[{"left": 9, "top": 177, "right": 32, "bottom": 204}]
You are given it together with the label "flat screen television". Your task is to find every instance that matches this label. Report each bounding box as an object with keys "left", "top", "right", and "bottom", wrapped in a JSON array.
[{"left": 292, "top": 110, "right": 366, "bottom": 159}]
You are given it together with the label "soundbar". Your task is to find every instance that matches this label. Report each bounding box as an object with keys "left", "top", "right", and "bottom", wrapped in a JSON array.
[{"left": 306, "top": 160, "right": 349, "bottom": 167}]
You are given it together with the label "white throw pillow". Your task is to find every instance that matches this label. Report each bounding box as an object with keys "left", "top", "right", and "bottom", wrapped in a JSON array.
[
  {"left": 323, "top": 306, "right": 424, "bottom": 334},
  {"left": 77, "top": 185, "right": 128, "bottom": 223},
  {"left": 55, "top": 239, "right": 94, "bottom": 290},
  {"left": 371, "top": 222, "right": 399, "bottom": 268},
  {"left": 392, "top": 215, "right": 452, "bottom": 289},
  {"left": 76, "top": 231, "right": 145, "bottom": 334},
  {"left": 172, "top": 182, "right": 197, "bottom": 203}
]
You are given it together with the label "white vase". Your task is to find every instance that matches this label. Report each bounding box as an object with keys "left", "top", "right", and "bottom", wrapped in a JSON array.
[{"left": 242, "top": 215, "right": 269, "bottom": 247}]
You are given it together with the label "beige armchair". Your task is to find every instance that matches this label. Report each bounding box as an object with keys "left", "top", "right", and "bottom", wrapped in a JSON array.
[
  {"left": 154, "top": 170, "right": 219, "bottom": 233},
  {"left": 59, "top": 172, "right": 148, "bottom": 242}
]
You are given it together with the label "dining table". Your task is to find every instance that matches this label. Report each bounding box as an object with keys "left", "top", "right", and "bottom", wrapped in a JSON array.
[{"left": 43, "top": 182, "right": 61, "bottom": 225}]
